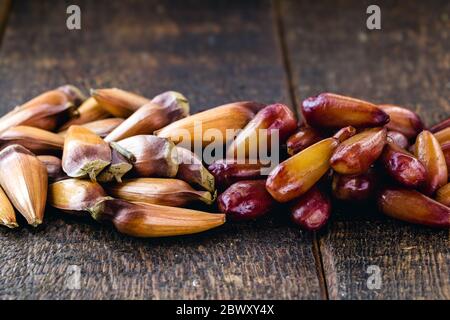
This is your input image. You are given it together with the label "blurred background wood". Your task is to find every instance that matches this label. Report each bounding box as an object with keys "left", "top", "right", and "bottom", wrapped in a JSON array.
[{"left": 0, "top": 0, "right": 448, "bottom": 299}]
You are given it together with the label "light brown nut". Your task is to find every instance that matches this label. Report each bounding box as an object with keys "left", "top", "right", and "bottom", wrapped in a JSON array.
[
  {"left": 0, "top": 125, "right": 64, "bottom": 155},
  {"left": 0, "top": 89, "right": 75, "bottom": 133},
  {"left": 116, "top": 135, "right": 178, "bottom": 178},
  {"left": 62, "top": 126, "right": 111, "bottom": 181},
  {"left": 48, "top": 179, "right": 108, "bottom": 214},
  {"left": 331, "top": 127, "right": 387, "bottom": 175},
  {"left": 37, "top": 155, "right": 67, "bottom": 182},
  {"left": 91, "top": 88, "right": 150, "bottom": 118},
  {"left": 414, "top": 130, "right": 448, "bottom": 195},
  {"left": 0, "top": 145, "right": 47, "bottom": 227},
  {"left": 227, "top": 103, "right": 297, "bottom": 158},
  {"left": 432, "top": 127, "right": 450, "bottom": 145},
  {"left": 266, "top": 137, "right": 339, "bottom": 202},
  {"left": 104, "top": 92, "right": 189, "bottom": 142},
  {"left": 0, "top": 186, "right": 17, "bottom": 228},
  {"left": 106, "top": 178, "right": 214, "bottom": 207},
  {"left": 378, "top": 187, "right": 450, "bottom": 228},
  {"left": 59, "top": 118, "right": 124, "bottom": 138},
  {"left": 58, "top": 97, "right": 110, "bottom": 131},
  {"left": 89, "top": 198, "right": 225, "bottom": 238},
  {"left": 436, "top": 183, "right": 450, "bottom": 207},
  {"left": 155, "top": 101, "right": 258, "bottom": 147}
]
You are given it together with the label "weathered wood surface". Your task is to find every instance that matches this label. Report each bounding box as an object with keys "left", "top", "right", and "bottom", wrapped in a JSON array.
[
  {"left": 0, "top": 0, "right": 448, "bottom": 300},
  {"left": 0, "top": 0, "right": 322, "bottom": 299},
  {"left": 281, "top": 0, "right": 450, "bottom": 299}
]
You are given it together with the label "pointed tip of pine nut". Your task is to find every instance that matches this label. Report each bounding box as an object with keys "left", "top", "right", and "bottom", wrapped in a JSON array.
[
  {"left": 29, "top": 219, "right": 42, "bottom": 228},
  {"left": 2, "top": 221, "right": 19, "bottom": 229}
]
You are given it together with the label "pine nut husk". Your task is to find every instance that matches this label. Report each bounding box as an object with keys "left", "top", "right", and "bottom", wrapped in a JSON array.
[
  {"left": 37, "top": 155, "right": 67, "bottom": 182},
  {"left": 116, "top": 135, "right": 178, "bottom": 178},
  {"left": 106, "top": 178, "right": 215, "bottom": 206},
  {"left": 48, "top": 178, "right": 108, "bottom": 214},
  {"left": 155, "top": 102, "right": 258, "bottom": 146},
  {"left": 58, "top": 118, "right": 124, "bottom": 138},
  {"left": 58, "top": 97, "right": 111, "bottom": 131},
  {"left": 96, "top": 143, "right": 134, "bottom": 183},
  {"left": 89, "top": 198, "right": 225, "bottom": 238},
  {"left": 175, "top": 146, "right": 215, "bottom": 192},
  {"left": 62, "top": 126, "right": 111, "bottom": 181},
  {"left": 91, "top": 88, "right": 150, "bottom": 118},
  {"left": 0, "top": 126, "right": 64, "bottom": 155},
  {"left": 57, "top": 85, "right": 87, "bottom": 107},
  {"left": 0, "top": 89, "right": 76, "bottom": 133},
  {"left": 0, "top": 186, "right": 17, "bottom": 229},
  {"left": 227, "top": 103, "right": 297, "bottom": 159},
  {"left": 104, "top": 91, "right": 189, "bottom": 142},
  {"left": 0, "top": 145, "right": 47, "bottom": 227}
]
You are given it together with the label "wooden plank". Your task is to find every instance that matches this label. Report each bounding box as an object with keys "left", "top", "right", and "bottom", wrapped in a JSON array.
[
  {"left": 281, "top": 0, "right": 450, "bottom": 299},
  {"left": 0, "top": 0, "right": 322, "bottom": 299}
]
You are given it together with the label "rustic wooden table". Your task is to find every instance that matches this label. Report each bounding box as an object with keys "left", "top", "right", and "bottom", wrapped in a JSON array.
[{"left": 0, "top": 0, "right": 448, "bottom": 300}]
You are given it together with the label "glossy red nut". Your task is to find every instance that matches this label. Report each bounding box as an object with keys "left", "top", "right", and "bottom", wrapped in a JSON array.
[
  {"left": 286, "top": 126, "right": 323, "bottom": 156},
  {"left": 429, "top": 117, "right": 450, "bottom": 133},
  {"left": 381, "top": 142, "right": 426, "bottom": 188},
  {"left": 378, "top": 187, "right": 450, "bottom": 228},
  {"left": 290, "top": 187, "right": 331, "bottom": 231},
  {"left": 217, "top": 180, "right": 275, "bottom": 221},
  {"left": 208, "top": 159, "right": 266, "bottom": 189},
  {"left": 332, "top": 170, "right": 377, "bottom": 201},
  {"left": 378, "top": 104, "right": 423, "bottom": 139},
  {"left": 300, "top": 93, "right": 389, "bottom": 129},
  {"left": 330, "top": 127, "right": 387, "bottom": 175}
]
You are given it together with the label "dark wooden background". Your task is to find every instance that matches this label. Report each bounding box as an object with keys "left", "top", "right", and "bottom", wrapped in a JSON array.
[{"left": 0, "top": 0, "right": 448, "bottom": 299}]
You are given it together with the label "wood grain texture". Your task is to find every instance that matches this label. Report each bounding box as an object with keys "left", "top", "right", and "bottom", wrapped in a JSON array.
[
  {"left": 0, "top": 0, "right": 322, "bottom": 299},
  {"left": 281, "top": 0, "right": 450, "bottom": 299}
]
